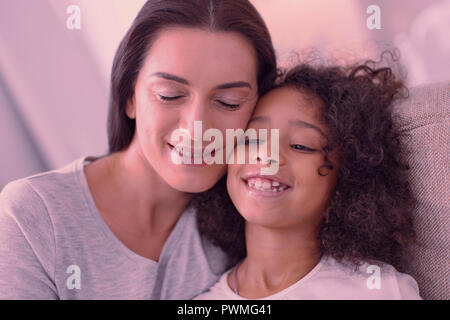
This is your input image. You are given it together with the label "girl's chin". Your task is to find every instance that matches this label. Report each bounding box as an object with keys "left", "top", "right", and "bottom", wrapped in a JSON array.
[{"left": 239, "top": 209, "right": 287, "bottom": 228}]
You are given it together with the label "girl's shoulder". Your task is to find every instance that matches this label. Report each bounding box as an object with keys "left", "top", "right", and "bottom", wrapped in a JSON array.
[
  {"left": 193, "top": 269, "right": 238, "bottom": 300},
  {"left": 307, "top": 255, "right": 422, "bottom": 300}
]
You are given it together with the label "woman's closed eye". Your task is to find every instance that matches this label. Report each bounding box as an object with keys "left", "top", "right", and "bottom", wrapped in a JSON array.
[
  {"left": 158, "top": 94, "right": 185, "bottom": 101},
  {"left": 290, "top": 144, "right": 317, "bottom": 152},
  {"left": 215, "top": 99, "right": 241, "bottom": 109},
  {"left": 157, "top": 94, "right": 241, "bottom": 109}
]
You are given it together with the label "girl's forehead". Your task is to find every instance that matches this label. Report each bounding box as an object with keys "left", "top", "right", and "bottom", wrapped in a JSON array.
[{"left": 253, "top": 87, "right": 325, "bottom": 125}]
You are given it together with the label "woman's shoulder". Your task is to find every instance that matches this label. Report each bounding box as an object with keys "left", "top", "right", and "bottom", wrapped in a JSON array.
[{"left": 0, "top": 157, "right": 89, "bottom": 220}]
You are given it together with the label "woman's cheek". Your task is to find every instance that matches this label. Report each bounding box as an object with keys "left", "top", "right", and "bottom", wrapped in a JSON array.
[{"left": 227, "top": 165, "right": 241, "bottom": 195}]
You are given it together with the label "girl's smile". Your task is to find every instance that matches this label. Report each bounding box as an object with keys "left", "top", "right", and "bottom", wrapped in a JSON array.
[{"left": 241, "top": 172, "right": 292, "bottom": 198}]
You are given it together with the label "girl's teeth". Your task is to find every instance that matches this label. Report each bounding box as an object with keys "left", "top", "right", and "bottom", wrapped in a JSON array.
[
  {"left": 246, "top": 177, "right": 288, "bottom": 193},
  {"left": 262, "top": 182, "right": 271, "bottom": 189}
]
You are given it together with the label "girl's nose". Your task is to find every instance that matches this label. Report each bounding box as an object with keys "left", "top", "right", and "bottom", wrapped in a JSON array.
[
  {"left": 249, "top": 133, "right": 285, "bottom": 167},
  {"left": 252, "top": 150, "right": 278, "bottom": 165}
]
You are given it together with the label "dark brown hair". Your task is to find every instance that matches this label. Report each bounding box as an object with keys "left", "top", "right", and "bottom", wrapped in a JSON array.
[
  {"left": 107, "top": 0, "right": 277, "bottom": 153},
  {"left": 192, "top": 57, "right": 416, "bottom": 271}
]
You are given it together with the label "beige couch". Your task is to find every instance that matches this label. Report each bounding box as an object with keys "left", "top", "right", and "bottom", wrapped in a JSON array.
[{"left": 394, "top": 81, "right": 450, "bottom": 300}]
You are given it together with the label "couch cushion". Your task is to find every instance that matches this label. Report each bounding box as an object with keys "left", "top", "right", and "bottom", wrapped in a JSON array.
[{"left": 394, "top": 81, "right": 450, "bottom": 300}]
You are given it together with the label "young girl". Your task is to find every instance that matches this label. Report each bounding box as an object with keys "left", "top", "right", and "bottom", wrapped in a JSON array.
[
  {"left": 0, "top": 0, "right": 276, "bottom": 299},
  {"left": 193, "top": 61, "right": 422, "bottom": 299}
]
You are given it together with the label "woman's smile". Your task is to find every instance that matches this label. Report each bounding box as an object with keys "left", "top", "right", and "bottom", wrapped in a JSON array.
[{"left": 167, "top": 142, "right": 217, "bottom": 166}]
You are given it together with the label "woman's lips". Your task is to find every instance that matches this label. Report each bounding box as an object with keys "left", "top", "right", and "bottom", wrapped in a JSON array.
[{"left": 167, "top": 143, "right": 216, "bottom": 166}]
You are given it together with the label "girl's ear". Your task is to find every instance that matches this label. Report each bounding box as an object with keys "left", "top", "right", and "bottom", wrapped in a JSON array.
[{"left": 125, "top": 96, "right": 136, "bottom": 119}]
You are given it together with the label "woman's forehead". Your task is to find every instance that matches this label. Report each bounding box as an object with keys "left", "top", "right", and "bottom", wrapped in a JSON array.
[{"left": 139, "top": 27, "right": 258, "bottom": 86}]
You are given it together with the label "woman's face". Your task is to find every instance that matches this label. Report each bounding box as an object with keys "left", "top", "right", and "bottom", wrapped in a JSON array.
[
  {"left": 227, "top": 87, "right": 338, "bottom": 230},
  {"left": 127, "top": 27, "right": 258, "bottom": 192}
]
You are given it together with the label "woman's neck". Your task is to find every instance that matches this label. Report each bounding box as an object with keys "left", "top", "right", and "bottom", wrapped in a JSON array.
[
  {"left": 230, "top": 223, "right": 321, "bottom": 299},
  {"left": 86, "top": 143, "right": 190, "bottom": 236}
]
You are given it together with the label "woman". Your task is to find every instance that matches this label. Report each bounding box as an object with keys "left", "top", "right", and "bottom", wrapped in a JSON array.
[
  {"left": 194, "top": 61, "right": 421, "bottom": 299},
  {"left": 0, "top": 0, "right": 276, "bottom": 299}
]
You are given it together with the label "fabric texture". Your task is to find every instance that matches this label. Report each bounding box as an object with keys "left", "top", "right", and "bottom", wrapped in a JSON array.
[
  {"left": 0, "top": 156, "right": 229, "bottom": 299},
  {"left": 393, "top": 81, "right": 450, "bottom": 300},
  {"left": 194, "top": 255, "right": 421, "bottom": 300}
]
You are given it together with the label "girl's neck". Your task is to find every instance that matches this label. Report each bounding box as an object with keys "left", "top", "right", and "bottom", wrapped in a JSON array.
[{"left": 230, "top": 223, "right": 321, "bottom": 299}]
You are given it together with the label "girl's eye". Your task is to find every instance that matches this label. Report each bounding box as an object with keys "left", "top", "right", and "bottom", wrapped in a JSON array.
[
  {"left": 158, "top": 94, "right": 184, "bottom": 101},
  {"left": 216, "top": 100, "right": 241, "bottom": 109},
  {"left": 244, "top": 138, "right": 262, "bottom": 145},
  {"left": 290, "top": 144, "right": 316, "bottom": 152}
]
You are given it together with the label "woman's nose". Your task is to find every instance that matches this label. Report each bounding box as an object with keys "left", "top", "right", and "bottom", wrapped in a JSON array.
[{"left": 178, "top": 98, "right": 210, "bottom": 139}]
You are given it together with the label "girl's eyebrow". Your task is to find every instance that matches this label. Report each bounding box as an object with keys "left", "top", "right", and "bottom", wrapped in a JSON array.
[
  {"left": 248, "top": 115, "right": 269, "bottom": 124},
  {"left": 249, "top": 116, "right": 327, "bottom": 138},
  {"left": 151, "top": 72, "right": 252, "bottom": 89},
  {"left": 288, "top": 119, "right": 327, "bottom": 138}
]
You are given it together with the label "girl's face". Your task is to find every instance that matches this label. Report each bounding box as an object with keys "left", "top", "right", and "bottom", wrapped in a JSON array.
[
  {"left": 227, "top": 87, "right": 338, "bottom": 230},
  {"left": 128, "top": 27, "right": 258, "bottom": 192}
]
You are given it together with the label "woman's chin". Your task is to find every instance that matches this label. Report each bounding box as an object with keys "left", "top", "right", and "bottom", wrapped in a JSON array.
[
  {"left": 161, "top": 161, "right": 226, "bottom": 193},
  {"left": 167, "top": 176, "right": 220, "bottom": 193}
]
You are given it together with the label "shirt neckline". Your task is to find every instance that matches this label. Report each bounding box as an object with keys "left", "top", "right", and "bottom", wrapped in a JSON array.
[
  {"left": 224, "top": 254, "right": 326, "bottom": 300},
  {"left": 74, "top": 155, "right": 190, "bottom": 266}
]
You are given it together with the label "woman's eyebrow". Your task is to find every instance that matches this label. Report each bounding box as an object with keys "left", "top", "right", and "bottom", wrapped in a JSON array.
[
  {"left": 151, "top": 72, "right": 189, "bottom": 85},
  {"left": 213, "top": 81, "right": 252, "bottom": 90},
  {"left": 151, "top": 72, "right": 251, "bottom": 90},
  {"left": 289, "top": 119, "right": 327, "bottom": 138}
]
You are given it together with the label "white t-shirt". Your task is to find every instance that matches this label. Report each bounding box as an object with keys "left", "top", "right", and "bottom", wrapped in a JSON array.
[{"left": 195, "top": 255, "right": 421, "bottom": 300}]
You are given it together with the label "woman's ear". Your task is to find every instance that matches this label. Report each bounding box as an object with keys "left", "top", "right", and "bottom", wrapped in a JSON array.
[{"left": 125, "top": 96, "right": 136, "bottom": 119}]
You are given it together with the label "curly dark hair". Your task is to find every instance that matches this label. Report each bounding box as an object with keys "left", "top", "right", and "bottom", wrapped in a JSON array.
[{"left": 191, "top": 56, "right": 416, "bottom": 271}]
